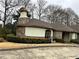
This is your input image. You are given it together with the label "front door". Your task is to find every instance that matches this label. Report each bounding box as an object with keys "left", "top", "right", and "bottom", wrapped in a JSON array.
[
  {"left": 63, "top": 32, "right": 69, "bottom": 42},
  {"left": 45, "top": 30, "right": 51, "bottom": 39}
]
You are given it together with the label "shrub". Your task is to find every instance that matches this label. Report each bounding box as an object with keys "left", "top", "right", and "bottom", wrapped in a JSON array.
[
  {"left": 0, "top": 27, "right": 12, "bottom": 38},
  {"left": 7, "top": 34, "right": 16, "bottom": 37},
  {"left": 70, "top": 39, "right": 79, "bottom": 44},
  {"left": 6, "top": 36, "right": 51, "bottom": 43},
  {"left": 54, "top": 39, "right": 65, "bottom": 43}
]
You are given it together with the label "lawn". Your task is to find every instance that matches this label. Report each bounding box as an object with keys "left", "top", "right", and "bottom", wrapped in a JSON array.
[
  {"left": 0, "top": 42, "right": 25, "bottom": 48},
  {"left": 0, "top": 42, "right": 78, "bottom": 49}
]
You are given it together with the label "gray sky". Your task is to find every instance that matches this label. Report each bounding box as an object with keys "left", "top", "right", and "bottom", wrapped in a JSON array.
[{"left": 31, "top": 0, "right": 79, "bottom": 15}]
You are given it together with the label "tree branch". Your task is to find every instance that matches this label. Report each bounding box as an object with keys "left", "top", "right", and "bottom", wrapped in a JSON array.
[
  {"left": 0, "top": 0, "right": 5, "bottom": 4},
  {"left": 6, "top": 4, "right": 19, "bottom": 10},
  {"left": 0, "top": 10, "right": 4, "bottom": 13}
]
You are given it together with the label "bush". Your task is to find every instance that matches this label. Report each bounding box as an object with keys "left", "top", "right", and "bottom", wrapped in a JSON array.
[
  {"left": 7, "top": 34, "right": 16, "bottom": 37},
  {"left": 70, "top": 39, "right": 79, "bottom": 44},
  {"left": 0, "top": 27, "right": 12, "bottom": 38},
  {"left": 54, "top": 39, "right": 65, "bottom": 43},
  {"left": 6, "top": 36, "right": 51, "bottom": 43},
  {"left": 0, "top": 34, "right": 6, "bottom": 38}
]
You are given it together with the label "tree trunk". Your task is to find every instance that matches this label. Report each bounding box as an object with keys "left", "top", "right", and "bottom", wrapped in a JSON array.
[{"left": 4, "top": 0, "right": 7, "bottom": 27}]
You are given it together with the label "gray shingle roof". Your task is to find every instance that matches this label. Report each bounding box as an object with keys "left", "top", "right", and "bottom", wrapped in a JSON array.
[
  {"left": 51, "top": 22, "right": 75, "bottom": 32},
  {"left": 70, "top": 25, "right": 79, "bottom": 33},
  {"left": 17, "top": 18, "right": 77, "bottom": 32}
]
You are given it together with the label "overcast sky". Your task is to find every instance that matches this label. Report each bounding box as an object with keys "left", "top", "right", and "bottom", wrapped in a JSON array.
[{"left": 31, "top": 0, "right": 79, "bottom": 15}]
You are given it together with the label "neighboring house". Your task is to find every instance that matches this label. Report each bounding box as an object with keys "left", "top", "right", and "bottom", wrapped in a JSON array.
[{"left": 16, "top": 7, "right": 78, "bottom": 42}]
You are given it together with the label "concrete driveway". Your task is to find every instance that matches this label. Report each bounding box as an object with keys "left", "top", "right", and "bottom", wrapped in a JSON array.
[{"left": 0, "top": 47, "right": 79, "bottom": 59}]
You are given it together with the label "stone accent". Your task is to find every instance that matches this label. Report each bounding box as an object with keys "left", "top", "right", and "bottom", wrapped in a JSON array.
[
  {"left": 16, "top": 18, "right": 30, "bottom": 37},
  {"left": 17, "top": 18, "right": 29, "bottom": 26},
  {"left": 16, "top": 27, "right": 25, "bottom": 37}
]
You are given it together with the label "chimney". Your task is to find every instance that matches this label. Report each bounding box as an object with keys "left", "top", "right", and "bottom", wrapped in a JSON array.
[
  {"left": 19, "top": 7, "right": 28, "bottom": 18},
  {"left": 17, "top": 7, "right": 30, "bottom": 26}
]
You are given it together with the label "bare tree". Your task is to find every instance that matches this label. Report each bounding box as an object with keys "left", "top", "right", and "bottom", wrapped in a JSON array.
[
  {"left": 53, "top": 9, "right": 70, "bottom": 25},
  {"left": 27, "top": 3, "right": 36, "bottom": 19},
  {"left": 65, "top": 8, "right": 79, "bottom": 25},
  {"left": 43, "top": 5, "right": 78, "bottom": 26},
  {"left": 0, "top": 0, "right": 30, "bottom": 27},
  {"left": 35, "top": 0, "right": 47, "bottom": 20},
  {"left": 44, "top": 5, "right": 62, "bottom": 23}
]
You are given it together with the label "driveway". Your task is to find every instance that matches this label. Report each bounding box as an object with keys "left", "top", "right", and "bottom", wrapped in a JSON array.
[{"left": 0, "top": 47, "right": 79, "bottom": 59}]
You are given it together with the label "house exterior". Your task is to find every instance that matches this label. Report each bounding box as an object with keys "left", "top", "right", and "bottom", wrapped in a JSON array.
[
  {"left": 52, "top": 23, "right": 77, "bottom": 42},
  {"left": 16, "top": 7, "right": 53, "bottom": 42},
  {"left": 16, "top": 7, "right": 78, "bottom": 43},
  {"left": 16, "top": 18, "right": 53, "bottom": 41},
  {"left": 70, "top": 25, "right": 79, "bottom": 40}
]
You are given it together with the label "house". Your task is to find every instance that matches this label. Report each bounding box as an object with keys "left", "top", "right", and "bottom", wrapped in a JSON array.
[
  {"left": 16, "top": 7, "right": 78, "bottom": 43},
  {"left": 16, "top": 7, "right": 53, "bottom": 42},
  {"left": 52, "top": 23, "right": 77, "bottom": 42},
  {"left": 70, "top": 25, "right": 79, "bottom": 40}
]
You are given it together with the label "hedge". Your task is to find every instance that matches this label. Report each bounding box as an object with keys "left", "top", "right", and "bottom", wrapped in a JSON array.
[
  {"left": 54, "top": 38, "right": 72, "bottom": 43},
  {"left": 54, "top": 39, "right": 65, "bottom": 43},
  {"left": 70, "top": 39, "right": 79, "bottom": 44},
  {"left": 6, "top": 35, "right": 51, "bottom": 43}
]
